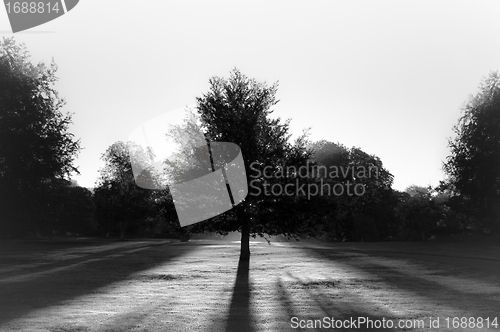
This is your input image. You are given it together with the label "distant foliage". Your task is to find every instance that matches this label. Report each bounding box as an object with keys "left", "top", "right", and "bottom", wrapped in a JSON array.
[
  {"left": 307, "top": 140, "right": 396, "bottom": 241},
  {"left": 39, "top": 179, "right": 97, "bottom": 235},
  {"left": 93, "top": 141, "right": 167, "bottom": 239}
]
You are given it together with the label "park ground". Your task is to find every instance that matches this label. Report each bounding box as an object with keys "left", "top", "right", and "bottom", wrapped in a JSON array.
[{"left": 0, "top": 237, "right": 499, "bottom": 331}]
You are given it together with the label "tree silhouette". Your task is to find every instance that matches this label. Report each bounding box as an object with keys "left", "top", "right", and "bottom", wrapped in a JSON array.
[
  {"left": 0, "top": 37, "right": 80, "bottom": 235},
  {"left": 444, "top": 71, "right": 500, "bottom": 233},
  {"left": 166, "top": 69, "right": 311, "bottom": 260}
]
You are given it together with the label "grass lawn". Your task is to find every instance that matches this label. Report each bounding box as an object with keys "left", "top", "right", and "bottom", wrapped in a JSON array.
[{"left": 0, "top": 238, "right": 499, "bottom": 331}]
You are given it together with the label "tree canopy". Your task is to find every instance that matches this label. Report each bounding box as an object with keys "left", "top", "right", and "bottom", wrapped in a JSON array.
[
  {"left": 0, "top": 37, "right": 81, "bottom": 235},
  {"left": 444, "top": 71, "right": 500, "bottom": 232}
]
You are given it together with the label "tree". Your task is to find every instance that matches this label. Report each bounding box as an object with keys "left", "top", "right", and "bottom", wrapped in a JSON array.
[
  {"left": 443, "top": 71, "right": 500, "bottom": 233},
  {"left": 0, "top": 37, "right": 80, "bottom": 235},
  {"left": 94, "top": 141, "right": 157, "bottom": 239},
  {"left": 39, "top": 178, "right": 97, "bottom": 235},
  {"left": 396, "top": 185, "right": 443, "bottom": 241},
  {"left": 308, "top": 140, "right": 395, "bottom": 241},
  {"left": 171, "top": 69, "right": 312, "bottom": 260},
  {"left": 405, "top": 185, "right": 432, "bottom": 198}
]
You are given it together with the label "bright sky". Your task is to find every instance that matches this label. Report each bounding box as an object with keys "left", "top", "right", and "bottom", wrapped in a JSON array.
[{"left": 2, "top": 0, "right": 499, "bottom": 191}]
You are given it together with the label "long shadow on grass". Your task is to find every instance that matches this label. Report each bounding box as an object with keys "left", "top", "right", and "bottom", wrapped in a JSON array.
[
  {"left": 225, "top": 258, "right": 255, "bottom": 332},
  {"left": 276, "top": 274, "right": 397, "bottom": 331},
  {"left": 0, "top": 241, "right": 196, "bottom": 325},
  {"left": 304, "top": 247, "right": 500, "bottom": 318}
]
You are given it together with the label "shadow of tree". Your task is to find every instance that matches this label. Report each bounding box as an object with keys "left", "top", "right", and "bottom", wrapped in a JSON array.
[
  {"left": 275, "top": 277, "right": 298, "bottom": 327},
  {"left": 225, "top": 258, "right": 255, "bottom": 332},
  {"left": 0, "top": 241, "right": 196, "bottom": 324},
  {"left": 276, "top": 273, "right": 397, "bottom": 332},
  {"left": 304, "top": 246, "right": 500, "bottom": 318}
]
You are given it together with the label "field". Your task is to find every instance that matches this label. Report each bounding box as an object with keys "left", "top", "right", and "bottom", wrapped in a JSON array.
[{"left": 0, "top": 238, "right": 499, "bottom": 331}]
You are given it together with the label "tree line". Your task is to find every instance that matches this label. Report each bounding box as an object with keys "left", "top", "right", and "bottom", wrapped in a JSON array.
[{"left": 1, "top": 39, "right": 498, "bottom": 256}]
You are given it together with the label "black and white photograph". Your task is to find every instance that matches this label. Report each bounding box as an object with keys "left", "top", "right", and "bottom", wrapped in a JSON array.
[{"left": 0, "top": 1, "right": 499, "bottom": 331}]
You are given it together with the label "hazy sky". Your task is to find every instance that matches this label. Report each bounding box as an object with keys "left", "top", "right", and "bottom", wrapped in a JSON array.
[{"left": 2, "top": 0, "right": 499, "bottom": 191}]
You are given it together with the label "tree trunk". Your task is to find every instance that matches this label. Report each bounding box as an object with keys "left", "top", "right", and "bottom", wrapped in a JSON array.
[
  {"left": 119, "top": 221, "right": 126, "bottom": 241},
  {"left": 240, "top": 218, "right": 250, "bottom": 261}
]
